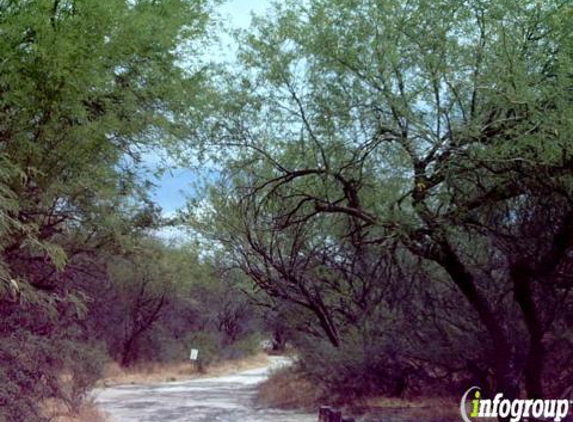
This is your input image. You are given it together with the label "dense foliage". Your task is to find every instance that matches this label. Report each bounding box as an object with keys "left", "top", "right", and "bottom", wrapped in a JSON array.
[
  {"left": 2, "top": 0, "right": 573, "bottom": 420},
  {"left": 191, "top": 0, "right": 573, "bottom": 403},
  {"left": 0, "top": 1, "right": 262, "bottom": 421}
]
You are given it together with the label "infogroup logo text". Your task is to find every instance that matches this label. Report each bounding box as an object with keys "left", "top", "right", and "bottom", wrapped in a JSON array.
[{"left": 461, "top": 387, "right": 571, "bottom": 422}]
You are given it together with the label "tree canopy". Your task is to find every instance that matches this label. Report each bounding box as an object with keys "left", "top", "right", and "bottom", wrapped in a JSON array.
[
  {"left": 2, "top": 1, "right": 573, "bottom": 420},
  {"left": 0, "top": 2, "right": 222, "bottom": 421},
  {"left": 190, "top": 0, "right": 573, "bottom": 401}
]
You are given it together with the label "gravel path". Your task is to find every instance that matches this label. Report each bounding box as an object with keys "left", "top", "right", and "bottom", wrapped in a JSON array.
[{"left": 94, "top": 357, "right": 315, "bottom": 422}]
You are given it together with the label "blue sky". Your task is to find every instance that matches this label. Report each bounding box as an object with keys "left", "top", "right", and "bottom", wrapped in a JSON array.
[
  {"left": 219, "top": 0, "right": 273, "bottom": 29},
  {"left": 149, "top": 0, "right": 272, "bottom": 216}
]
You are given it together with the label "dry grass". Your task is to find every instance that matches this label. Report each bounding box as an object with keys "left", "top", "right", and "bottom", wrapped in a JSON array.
[
  {"left": 41, "top": 399, "right": 107, "bottom": 422},
  {"left": 258, "top": 369, "right": 461, "bottom": 421},
  {"left": 202, "top": 353, "right": 270, "bottom": 377},
  {"left": 257, "top": 367, "right": 325, "bottom": 410},
  {"left": 99, "top": 353, "right": 270, "bottom": 387}
]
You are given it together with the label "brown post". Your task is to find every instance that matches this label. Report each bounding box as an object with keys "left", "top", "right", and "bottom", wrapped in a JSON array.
[{"left": 319, "top": 406, "right": 332, "bottom": 422}]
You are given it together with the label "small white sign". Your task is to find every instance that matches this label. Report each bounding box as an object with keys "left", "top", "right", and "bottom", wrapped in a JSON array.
[{"left": 190, "top": 348, "right": 199, "bottom": 361}]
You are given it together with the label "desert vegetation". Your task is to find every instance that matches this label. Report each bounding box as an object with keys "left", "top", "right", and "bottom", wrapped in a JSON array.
[
  {"left": 1, "top": 1, "right": 572, "bottom": 421},
  {"left": 190, "top": 0, "right": 573, "bottom": 409},
  {"left": 0, "top": 2, "right": 262, "bottom": 421}
]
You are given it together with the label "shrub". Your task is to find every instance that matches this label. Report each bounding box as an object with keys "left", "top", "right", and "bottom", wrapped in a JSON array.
[
  {"left": 295, "top": 331, "right": 414, "bottom": 404},
  {"left": 58, "top": 341, "right": 107, "bottom": 413},
  {"left": 0, "top": 331, "right": 62, "bottom": 422},
  {"left": 220, "top": 333, "right": 262, "bottom": 361},
  {"left": 0, "top": 329, "right": 106, "bottom": 422},
  {"left": 185, "top": 331, "right": 224, "bottom": 367},
  {"left": 257, "top": 366, "right": 324, "bottom": 410}
]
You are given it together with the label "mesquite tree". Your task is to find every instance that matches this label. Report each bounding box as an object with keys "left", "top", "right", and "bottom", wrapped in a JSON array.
[{"left": 191, "top": 0, "right": 573, "bottom": 401}]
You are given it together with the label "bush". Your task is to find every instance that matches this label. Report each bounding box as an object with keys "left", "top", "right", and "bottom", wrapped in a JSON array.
[
  {"left": 257, "top": 366, "right": 324, "bottom": 410},
  {"left": 0, "top": 331, "right": 62, "bottom": 422},
  {"left": 58, "top": 341, "right": 107, "bottom": 413},
  {"left": 295, "top": 331, "right": 415, "bottom": 404},
  {"left": 185, "top": 331, "right": 224, "bottom": 367},
  {"left": 220, "top": 333, "right": 262, "bottom": 361},
  {"left": 0, "top": 329, "right": 106, "bottom": 422}
]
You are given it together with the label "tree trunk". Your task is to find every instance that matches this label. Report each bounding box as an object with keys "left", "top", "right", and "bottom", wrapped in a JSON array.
[
  {"left": 121, "top": 335, "right": 137, "bottom": 367},
  {"left": 432, "top": 238, "right": 519, "bottom": 403},
  {"left": 313, "top": 304, "right": 340, "bottom": 347},
  {"left": 272, "top": 329, "right": 286, "bottom": 351},
  {"left": 511, "top": 264, "right": 545, "bottom": 400}
]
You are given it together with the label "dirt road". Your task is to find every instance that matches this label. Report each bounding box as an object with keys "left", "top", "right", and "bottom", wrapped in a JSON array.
[{"left": 95, "top": 357, "right": 315, "bottom": 422}]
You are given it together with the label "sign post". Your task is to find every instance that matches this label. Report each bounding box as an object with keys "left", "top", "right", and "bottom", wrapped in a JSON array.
[
  {"left": 189, "top": 348, "right": 199, "bottom": 361},
  {"left": 189, "top": 347, "right": 203, "bottom": 373}
]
